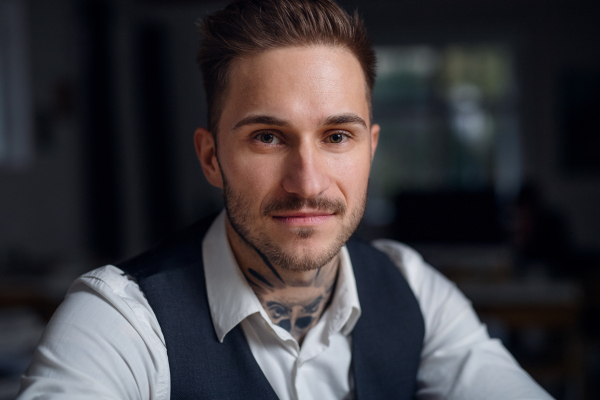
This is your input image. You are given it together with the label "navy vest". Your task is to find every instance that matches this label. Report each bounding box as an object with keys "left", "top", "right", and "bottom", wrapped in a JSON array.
[{"left": 119, "top": 215, "right": 424, "bottom": 399}]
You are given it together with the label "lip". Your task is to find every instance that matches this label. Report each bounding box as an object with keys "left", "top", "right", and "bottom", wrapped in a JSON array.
[{"left": 271, "top": 211, "right": 335, "bottom": 226}]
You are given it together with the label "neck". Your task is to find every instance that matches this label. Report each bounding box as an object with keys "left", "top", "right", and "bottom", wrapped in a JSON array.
[{"left": 225, "top": 219, "right": 339, "bottom": 344}]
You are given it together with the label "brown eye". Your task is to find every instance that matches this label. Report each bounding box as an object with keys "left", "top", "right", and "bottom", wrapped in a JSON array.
[
  {"left": 260, "top": 133, "right": 274, "bottom": 143},
  {"left": 255, "top": 131, "right": 281, "bottom": 144},
  {"left": 328, "top": 132, "right": 347, "bottom": 143}
]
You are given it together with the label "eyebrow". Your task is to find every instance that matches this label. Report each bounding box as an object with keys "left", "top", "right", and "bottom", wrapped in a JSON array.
[
  {"left": 321, "top": 113, "right": 368, "bottom": 129},
  {"left": 232, "top": 115, "right": 290, "bottom": 131},
  {"left": 232, "top": 112, "right": 368, "bottom": 131},
  {"left": 302, "top": 295, "right": 323, "bottom": 312},
  {"left": 266, "top": 301, "right": 292, "bottom": 315}
]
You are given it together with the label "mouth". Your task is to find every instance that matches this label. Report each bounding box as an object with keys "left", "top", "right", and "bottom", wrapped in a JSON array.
[{"left": 271, "top": 210, "right": 336, "bottom": 226}]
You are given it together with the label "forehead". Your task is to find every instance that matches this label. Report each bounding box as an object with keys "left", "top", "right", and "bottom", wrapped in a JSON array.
[{"left": 218, "top": 46, "right": 370, "bottom": 132}]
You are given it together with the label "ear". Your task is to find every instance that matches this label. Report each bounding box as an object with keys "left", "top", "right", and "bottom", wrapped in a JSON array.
[
  {"left": 370, "top": 123, "right": 380, "bottom": 159},
  {"left": 194, "top": 127, "right": 223, "bottom": 188}
]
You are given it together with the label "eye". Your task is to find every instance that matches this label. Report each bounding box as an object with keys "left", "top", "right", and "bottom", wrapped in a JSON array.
[
  {"left": 268, "top": 303, "right": 290, "bottom": 319},
  {"left": 304, "top": 303, "right": 319, "bottom": 313},
  {"left": 325, "top": 131, "right": 349, "bottom": 144},
  {"left": 255, "top": 131, "right": 281, "bottom": 144},
  {"left": 270, "top": 306, "right": 285, "bottom": 318}
]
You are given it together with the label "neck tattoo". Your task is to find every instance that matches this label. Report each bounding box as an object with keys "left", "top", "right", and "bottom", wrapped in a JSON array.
[{"left": 241, "top": 255, "right": 340, "bottom": 344}]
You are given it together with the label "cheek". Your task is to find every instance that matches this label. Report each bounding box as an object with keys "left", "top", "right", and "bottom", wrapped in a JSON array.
[
  {"left": 220, "top": 148, "right": 284, "bottom": 198},
  {"left": 327, "top": 153, "right": 371, "bottom": 200}
]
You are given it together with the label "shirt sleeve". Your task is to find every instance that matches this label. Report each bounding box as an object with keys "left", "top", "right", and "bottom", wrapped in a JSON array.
[
  {"left": 16, "top": 266, "right": 170, "bottom": 400},
  {"left": 372, "top": 239, "right": 554, "bottom": 400}
]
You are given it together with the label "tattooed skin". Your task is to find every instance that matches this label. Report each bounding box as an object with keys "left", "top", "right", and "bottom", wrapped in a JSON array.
[
  {"left": 226, "top": 212, "right": 341, "bottom": 343},
  {"left": 227, "top": 216, "right": 339, "bottom": 344},
  {"left": 243, "top": 262, "right": 339, "bottom": 342}
]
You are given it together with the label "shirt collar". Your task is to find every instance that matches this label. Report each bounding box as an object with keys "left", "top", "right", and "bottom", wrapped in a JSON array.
[
  {"left": 330, "top": 245, "right": 362, "bottom": 336},
  {"left": 203, "top": 211, "right": 264, "bottom": 342},
  {"left": 203, "top": 210, "right": 362, "bottom": 342}
]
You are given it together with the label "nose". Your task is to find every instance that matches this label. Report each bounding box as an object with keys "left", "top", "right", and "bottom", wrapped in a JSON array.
[{"left": 281, "top": 142, "right": 330, "bottom": 198}]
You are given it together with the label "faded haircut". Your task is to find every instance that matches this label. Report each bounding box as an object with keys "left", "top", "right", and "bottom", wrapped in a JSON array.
[{"left": 196, "top": 0, "right": 376, "bottom": 136}]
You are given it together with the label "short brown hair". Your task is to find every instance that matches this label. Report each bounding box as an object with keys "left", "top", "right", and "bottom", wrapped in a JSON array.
[{"left": 197, "top": 0, "right": 376, "bottom": 135}]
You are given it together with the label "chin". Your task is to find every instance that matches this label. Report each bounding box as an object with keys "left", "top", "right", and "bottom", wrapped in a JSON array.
[
  {"left": 270, "top": 234, "right": 344, "bottom": 271},
  {"left": 274, "top": 250, "right": 338, "bottom": 272},
  {"left": 290, "top": 226, "right": 316, "bottom": 239},
  {"left": 280, "top": 226, "right": 335, "bottom": 249}
]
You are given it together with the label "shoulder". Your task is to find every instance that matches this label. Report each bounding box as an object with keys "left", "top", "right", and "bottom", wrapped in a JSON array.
[
  {"left": 369, "top": 239, "right": 426, "bottom": 277},
  {"left": 78, "top": 265, "right": 166, "bottom": 344},
  {"left": 370, "top": 239, "right": 463, "bottom": 306},
  {"left": 368, "top": 244, "right": 552, "bottom": 399},
  {"left": 18, "top": 265, "right": 170, "bottom": 400},
  {"left": 369, "top": 239, "right": 478, "bottom": 350}
]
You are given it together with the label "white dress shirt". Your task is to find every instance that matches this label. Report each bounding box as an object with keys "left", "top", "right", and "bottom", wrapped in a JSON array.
[{"left": 18, "top": 211, "right": 552, "bottom": 400}]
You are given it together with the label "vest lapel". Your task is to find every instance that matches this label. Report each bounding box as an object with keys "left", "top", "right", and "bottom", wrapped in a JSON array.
[
  {"left": 119, "top": 215, "right": 279, "bottom": 400},
  {"left": 348, "top": 237, "right": 425, "bottom": 400}
]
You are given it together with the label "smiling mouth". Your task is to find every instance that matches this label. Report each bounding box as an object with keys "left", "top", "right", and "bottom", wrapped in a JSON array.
[{"left": 262, "top": 195, "right": 347, "bottom": 226}]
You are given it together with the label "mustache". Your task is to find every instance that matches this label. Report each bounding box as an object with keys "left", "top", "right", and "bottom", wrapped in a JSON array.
[{"left": 262, "top": 195, "right": 347, "bottom": 216}]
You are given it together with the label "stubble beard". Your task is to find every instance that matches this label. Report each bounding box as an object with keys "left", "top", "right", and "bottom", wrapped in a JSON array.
[{"left": 222, "top": 175, "right": 366, "bottom": 272}]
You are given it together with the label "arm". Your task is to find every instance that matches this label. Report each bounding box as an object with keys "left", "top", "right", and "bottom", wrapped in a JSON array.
[
  {"left": 17, "top": 266, "right": 170, "bottom": 400},
  {"left": 372, "top": 240, "right": 553, "bottom": 400}
]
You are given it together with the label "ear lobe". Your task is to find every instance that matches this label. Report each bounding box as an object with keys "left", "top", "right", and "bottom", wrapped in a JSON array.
[
  {"left": 370, "top": 123, "right": 380, "bottom": 159},
  {"left": 194, "top": 127, "right": 223, "bottom": 189}
]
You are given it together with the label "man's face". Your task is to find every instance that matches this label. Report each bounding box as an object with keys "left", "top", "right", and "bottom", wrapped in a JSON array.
[{"left": 204, "top": 46, "right": 379, "bottom": 271}]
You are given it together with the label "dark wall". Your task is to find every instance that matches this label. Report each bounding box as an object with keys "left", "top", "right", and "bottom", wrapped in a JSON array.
[{"left": 0, "top": 0, "right": 599, "bottom": 266}]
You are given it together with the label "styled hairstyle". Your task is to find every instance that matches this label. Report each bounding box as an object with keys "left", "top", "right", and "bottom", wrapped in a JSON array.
[{"left": 196, "top": 0, "right": 376, "bottom": 135}]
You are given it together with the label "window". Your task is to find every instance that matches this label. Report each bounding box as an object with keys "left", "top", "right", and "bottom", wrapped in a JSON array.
[{"left": 366, "top": 45, "right": 521, "bottom": 227}]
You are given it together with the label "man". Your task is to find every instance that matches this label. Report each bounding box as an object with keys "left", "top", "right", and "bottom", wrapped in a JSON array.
[{"left": 19, "top": 0, "right": 552, "bottom": 399}]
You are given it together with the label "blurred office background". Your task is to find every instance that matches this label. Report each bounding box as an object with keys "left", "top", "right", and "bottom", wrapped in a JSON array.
[{"left": 0, "top": 0, "right": 599, "bottom": 398}]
